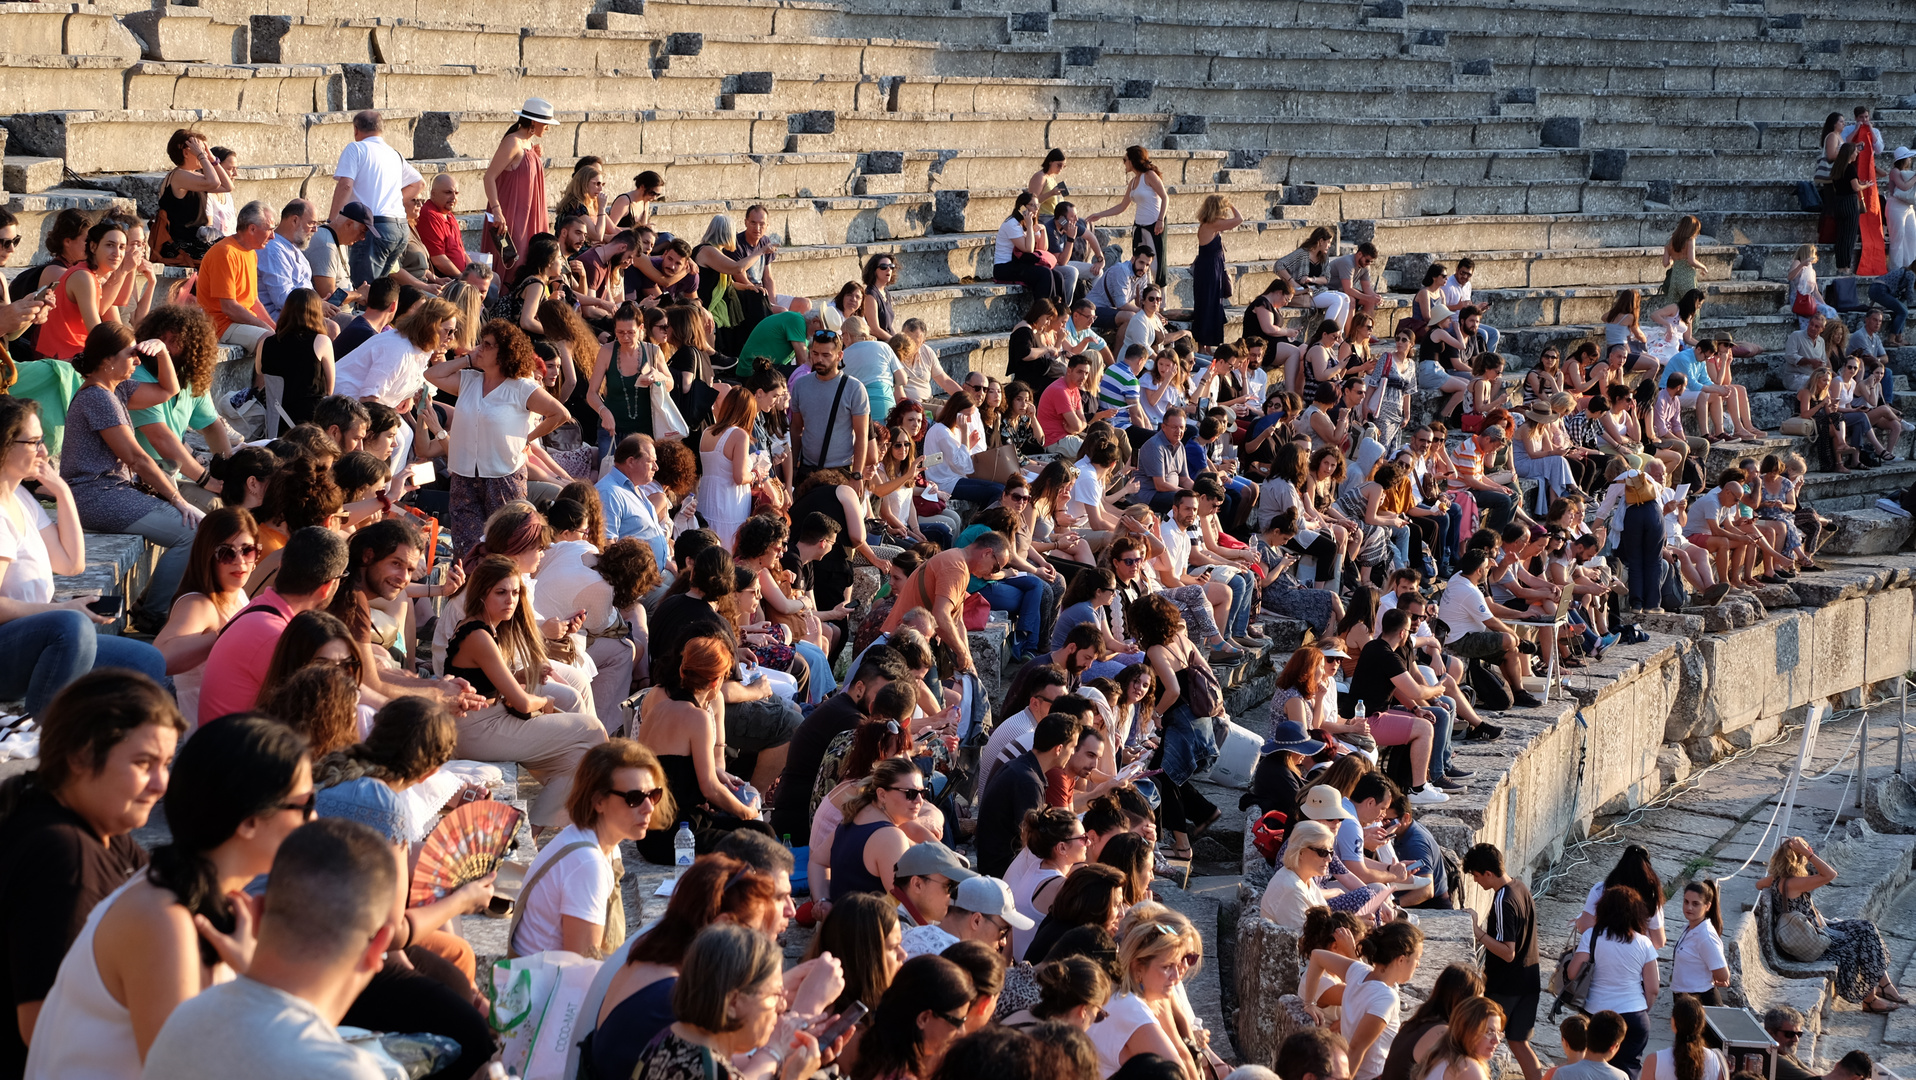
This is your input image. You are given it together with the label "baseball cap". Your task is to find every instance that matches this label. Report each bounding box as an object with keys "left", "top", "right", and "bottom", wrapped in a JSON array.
[
  {"left": 953, "top": 876, "right": 1035, "bottom": 929},
  {"left": 1299, "top": 784, "right": 1354, "bottom": 822},
  {"left": 894, "top": 841, "right": 978, "bottom": 883},
  {"left": 338, "top": 201, "right": 373, "bottom": 226}
]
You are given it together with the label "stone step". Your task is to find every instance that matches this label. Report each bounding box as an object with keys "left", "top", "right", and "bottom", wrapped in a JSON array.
[
  {"left": 1214, "top": 113, "right": 1839, "bottom": 154},
  {"left": 0, "top": 54, "right": 143, "bottom": 114},
  {"left": 1384, "top": 243, "right": 1740, "bottom": 290},
  {"left": 1356, "top": 210, "right": 1719, "bottom": 253},
  {"left": 3, "top": 155, "right": 65, "bottom": 195},
  {"left": 782, "top": 109, "right": 1171, "bottom": 154},
  {"left": 591, "top": 0, "right": 844, "bottom": 39},
  {"left": 0, "top": 3, "right": 143, "bottom": 62},
  {"left": 656, "top": 31, "right": 1064, "bottom": 80},
  {"left": 1262, "top": 147, "right": 1816, "bottom": 185},
  {"left": 1056, "top": 47, "right": 1459, "bottom": 87},
  {"left": 124, "top": 61, "right": 348, "bottom": 113},
  {"left": 1288, "top": 178, "right": 1653, "bottom": 218},
  {"left": 3, "top": 188, "right": 140, "bottom": 257},
  {"left": 184, "top": 0, "right": 596, "bottom": 31},
  {"left": 2, "top": 108, "right": 406, "bottom": 174}
]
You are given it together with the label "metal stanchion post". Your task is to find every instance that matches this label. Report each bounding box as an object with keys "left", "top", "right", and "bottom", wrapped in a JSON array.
[{"left": 1858, "top": 711, "right": 1869, "bottom": 809}]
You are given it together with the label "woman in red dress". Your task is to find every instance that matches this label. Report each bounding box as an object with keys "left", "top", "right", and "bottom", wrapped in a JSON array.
[{"left": 482, "top": 97, "right": 554, "bottom": 275}]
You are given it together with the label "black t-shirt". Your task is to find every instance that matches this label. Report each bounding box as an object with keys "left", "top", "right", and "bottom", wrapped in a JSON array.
[
  {"left": 1349, "top": 638, "right": 1410, "bottom": 717},
  {"left": 647, "top": 593, "right": 732, "bottom": 692},
  {"left": 769, "top": 691, "right": 869, "bottom": 839},
  {"left": 1, "top": 785, "right": 148, "bottom": 1077},
  {"left": 1484, "top": 878, "right": 1542, "bottom": 994}
]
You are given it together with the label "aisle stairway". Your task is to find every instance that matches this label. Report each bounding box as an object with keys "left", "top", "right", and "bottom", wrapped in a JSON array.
[{"left": 7, "top": 0, "right": 1916, "bottom": 601}]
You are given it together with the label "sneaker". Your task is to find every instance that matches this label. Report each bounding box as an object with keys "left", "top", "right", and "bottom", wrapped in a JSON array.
[
  {"left": 1700, "top": 582, "right": 1733, "bottom": 604},
  {"left": 1465, "top": 723, "right": 1504, "bottom": 742},
  {"left": 1445, "top": 765, "right": 1477, "bottom": 778},
  {"left": 1512, "top": 691, "right": 1545, "bottom": 709},
  {"left": 1597, "top": 632, "right": 1619, "bottom": 651},
  {"left": 1901, "top": 420, "right": 1914, "bottom": 433},
  {"left": 1432, "top": 775, "right": 1467, "bottom": 791},
  {"left": 1408, "top": 785, "right": 1451, "bottom": 805}
]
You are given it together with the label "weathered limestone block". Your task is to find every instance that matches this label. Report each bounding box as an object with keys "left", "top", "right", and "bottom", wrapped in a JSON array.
[
  {"left": 1657, "top": 745, "right": 1694, "bottom": 787},
  {"left": 1637, "top": 611, "right": 1705, "bottom": 641},
  {"left": 1865, "top": 590, "right": 1915, "bottom": 686},
  {"left": 1823, "top": 509, "right": 1915, "bottom": 555},
  {"left": 1235, "top": 914, "right": 1300, "bottom": 1068}
]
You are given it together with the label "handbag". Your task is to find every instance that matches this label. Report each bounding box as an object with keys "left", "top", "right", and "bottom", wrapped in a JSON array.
[
  {"left": 1460, "top": 412, "right": 1485, "bottom": 434},
  {"left": 650, "top": 381, "right": 691, "bottom": 441},
  {"left": 1771, "top": 885, "right": 1831, "bottom": 961},
  {"left": 1779, "top": 416, "right": 1816, "bottom": 436},
  {"left": 1547, "top": 933, "right": 1596, "bottom": 1019},
  {"left": 1792, "top": 281, "right": 1820, "bottom": 317},
  {"left": 973, "top": 443, "right": 1021, "bottom": 485},
  {"left": 963, "top": 591, "right": 991, "bottom": 631}
]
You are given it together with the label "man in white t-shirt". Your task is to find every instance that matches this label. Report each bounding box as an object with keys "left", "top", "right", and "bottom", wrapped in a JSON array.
[
  {"left": 1437, "top": 550, "right": 1541, "bottom": 708},
  {"left": 1440, "top": 258, "right": 1499, "bottom": 353},
  {"left": 142, "top": 820, "right": 400, "bottom": 1080},
  {"left": 329, "top": 110, "right": 423, "bottom": 287},
  {"left": 1683, "top": 471, "right": 1758, "bottom": 589},
  {"left": 1066, "top": 438, "right": 1131, "bottom": 532}
]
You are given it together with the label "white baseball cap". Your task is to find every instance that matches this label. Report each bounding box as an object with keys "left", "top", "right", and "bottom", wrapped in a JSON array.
[{"left": 954, "top": 876, "right": 1035, "bottom": 929}]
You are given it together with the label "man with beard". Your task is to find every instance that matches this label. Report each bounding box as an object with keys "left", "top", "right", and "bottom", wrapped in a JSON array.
[{"left": 258, "top": 199, "right": 329, "bottom": 322}]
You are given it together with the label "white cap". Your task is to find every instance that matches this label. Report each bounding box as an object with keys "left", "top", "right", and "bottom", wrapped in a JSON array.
[{"left": 954, "top": 876, "right": 1034, "bottom": 929}]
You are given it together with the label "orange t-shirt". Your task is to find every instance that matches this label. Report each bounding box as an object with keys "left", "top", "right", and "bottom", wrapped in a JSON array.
[
  {"left": 882, "top": 547, "right": 971, "bottom": 633},
  {"left": 197, "top": 236, "right": 258, "bottom": 336}
]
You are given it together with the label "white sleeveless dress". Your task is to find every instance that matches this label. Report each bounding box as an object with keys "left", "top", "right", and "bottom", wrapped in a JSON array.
[
  {"left": 24, "top": 878, "right": 232, "bottom": 1080},
  {"left": 696, "top": 428, "right": 753, "bottom": 548}
]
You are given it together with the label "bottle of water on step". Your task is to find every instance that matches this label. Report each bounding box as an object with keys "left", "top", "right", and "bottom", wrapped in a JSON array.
[{"left": 674, "top": 822, "right": 695, "bottom": 880}]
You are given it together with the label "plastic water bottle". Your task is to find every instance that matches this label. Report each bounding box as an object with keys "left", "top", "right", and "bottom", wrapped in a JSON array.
[
  {"left": 673, "top": 821, "right": 695, "bottom": 880},
  {"left": 1354, "top": 700, "right": 1367, "bottom": 726}
]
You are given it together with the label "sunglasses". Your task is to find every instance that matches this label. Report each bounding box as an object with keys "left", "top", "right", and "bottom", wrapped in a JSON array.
[
  {"left": 1118, "top": 556, "right": 1142, "bottom": 565},
  {"left": 608, "top": 786, "right": 664, "bottom": 808},
  {"left": 875, "top": 262, "right": 896, "bottom": 271},
  {"left": 887, "top": 786, "right": 927, "bottom": 801},
  {"left": 931, "top": 1010, "right": 967, "bottom": 1028},
  {"left": 215, "top": 542, "right": 263, "bottom": 564},
  {"left": 0, "top": 236, "right": 21, "bottom": 251},
  {"left": 812, "top": 330, "right": 840, "bottom": 342},
  {"left": 1307, "top": 845, "right": 1333, "bottom": 858},
  {"left": 279, "top": 792, "right": 318, "bottom": 819}
]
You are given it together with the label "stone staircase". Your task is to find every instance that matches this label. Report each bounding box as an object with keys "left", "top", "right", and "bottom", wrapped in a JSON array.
[{"left": 6, "top": 0, "right": 1915, "bottom": 596}]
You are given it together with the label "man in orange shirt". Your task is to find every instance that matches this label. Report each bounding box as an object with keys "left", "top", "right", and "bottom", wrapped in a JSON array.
[
  {"left": 197, "top": 199, "right": 277, "bottom": 367},
  {"left": 881, "top": 533, "right": 1008, "bottom": 673}
]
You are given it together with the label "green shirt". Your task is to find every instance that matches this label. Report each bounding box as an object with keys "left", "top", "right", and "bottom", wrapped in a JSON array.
[
  {"left": 128, "top": 365, "right": 218, "bottom": 477},
  {"left": 735, "top": 311, "right": 808, "bottom": 377},
  {"left": 9, "top": 359, "right": 83, "bottom": 455}
]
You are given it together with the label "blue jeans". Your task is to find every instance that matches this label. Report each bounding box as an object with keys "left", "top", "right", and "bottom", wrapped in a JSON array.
[
  {"left": 1428, "top": 700, "right": 1456, "bottom": 777},
  {"left": 794, "top": 639, "right": 835, "bottom": 705},
  {"left": 350, "top": 217, "right": 409, "bottom": 287},
  {"left": 1146, "top": 488, "right": 1183, "bottom": 513},
  {"left": 1481, "top": 324, "right": 1501, "bottom": 353},
  {"left": 1870, "top": 282, "right": 1909, "bottom": 336},
  {"left": 122, "top": 503, "right": 198, "bottom": 628},
  {"left": 1615, "top": 1009, "right": 1650, "bottom": 1080},
  {"left": 0, "top": 610, "right": 168, "bottom": 715},
  {"left": 920, "top": 521, "right": 954, "bottom": 549},
  {"left": 949, "top": 477, "right": 1005, "bottom": 506},
  {"left": 1087, "top": 653, "right": 1145, "bottom": 682},
  {"left": 980, "top": 575, "right": 1045, "bottom": 654},
  {"left": 1390, "top": 525, "right": 1411, "bottom": 569},
  {"left": 1474, "top": 488, "right": 1516, "bottom": 531},
  {"left": 1439, "top": 501, "right": 1463, "bottom": 574},
  {"left": 1219, "top": 567, "right": 1253, "bottom": 637}
]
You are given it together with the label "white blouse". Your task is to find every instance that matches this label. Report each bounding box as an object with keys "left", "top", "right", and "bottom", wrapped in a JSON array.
[
  {"left": 448, "top": 369, "right": 539, "bottom": 478},
  {"left": 923, "top": 421, "right": 973, "bottom": 490}
]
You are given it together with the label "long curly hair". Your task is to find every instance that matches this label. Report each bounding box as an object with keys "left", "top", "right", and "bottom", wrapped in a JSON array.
[
  {"left": 595, "top": 538, "right": 660, "bottom": 609},
  {"left": 135, "top": 304, "right": 218, "bottom": 396},
  {"left": 556, "top": 480, "right": 606, "bottom": 549},
  {"left": 481, "top": 319, "right": 540, "bottom": 380},
  {"left": 259, "top": 665, "right": 360, "bottom": 758},
  {"left": 653, "top": 436, "right": 698, "bottom": 497}
]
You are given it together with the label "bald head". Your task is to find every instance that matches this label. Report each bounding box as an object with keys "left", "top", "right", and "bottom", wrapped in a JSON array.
[{"left": 429, "top": 172, "right": 460, "bottom": 211}]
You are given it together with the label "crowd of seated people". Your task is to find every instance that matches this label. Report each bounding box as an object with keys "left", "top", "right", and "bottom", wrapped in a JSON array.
[{"left": 0, "top": 107, "right": 1902, "bottom": 1080}]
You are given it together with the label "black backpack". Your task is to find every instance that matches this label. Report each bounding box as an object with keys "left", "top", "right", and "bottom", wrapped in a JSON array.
[{"left": 1465, "top": 656, "right": 1513, "bottom": 712}]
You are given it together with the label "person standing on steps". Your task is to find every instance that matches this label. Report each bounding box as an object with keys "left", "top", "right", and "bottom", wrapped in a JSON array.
[
  {"left": 328, "top": 111, "right": 423, "bottom": 288},
  {"left": 1189, "top": 195, "right": 1242, "bottom": 349},
  {"left": 483, "top": 99, "right": 554, "bottom": 275},
  {"left": 1085, "top": 146, "right": 1170, "bottom": 290},
  {"left": 1463, "top": 843, "right": 1542, "bottom": 1080}
]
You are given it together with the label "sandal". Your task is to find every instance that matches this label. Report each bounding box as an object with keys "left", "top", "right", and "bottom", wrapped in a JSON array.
[
  {"left": 1866, "top": 996, "right": 1901, "bottom": 1013},
  {"left": 1165, "top": 843, "right": 1194, "bottom": 861}
]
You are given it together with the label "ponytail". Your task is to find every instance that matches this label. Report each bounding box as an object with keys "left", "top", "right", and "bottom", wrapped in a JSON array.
[
  {"left": 1671, "top": 995, "right": 1708, "bottom": 1080},
  {"left": 147, "top": 714, "right": 309, "bottom": 967}
]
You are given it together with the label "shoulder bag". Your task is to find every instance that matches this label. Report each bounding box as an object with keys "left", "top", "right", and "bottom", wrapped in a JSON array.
[
  {"left": 1177, "top": 652, "right": 1225, "bottom": 718},
  {"left": 1548, "top": 930, "right": 1597, "bottom": 1019},
  {"left": 1771, "top": 884, "right": 1831, "bottom": 961}
]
